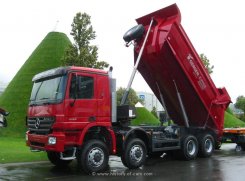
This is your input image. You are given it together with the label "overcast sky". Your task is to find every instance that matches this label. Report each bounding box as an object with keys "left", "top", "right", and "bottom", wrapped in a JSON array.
[{"left": 0, "top": 0, "right": 244, "bottom": 102}]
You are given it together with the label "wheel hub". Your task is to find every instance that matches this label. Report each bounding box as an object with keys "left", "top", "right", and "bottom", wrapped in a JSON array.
[
  {"left": 130, "top": 145, "right": 143, "bottom": 162},
  {"left": 94, "top": 153, "right": 102, "bottom": 162},
  {"left": 187, "top": 140, "right": 196, "bottom": 155},
  {"left": 204, "top": 139, "right": 213, "bottom": 153},
  {"left": 88, "top": 147, "right": 104, "bottom": 167}
]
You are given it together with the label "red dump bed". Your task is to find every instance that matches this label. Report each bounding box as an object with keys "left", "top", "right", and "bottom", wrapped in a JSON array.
[{"left": 135, "top": 4, "right": 231, "bottom": 138}]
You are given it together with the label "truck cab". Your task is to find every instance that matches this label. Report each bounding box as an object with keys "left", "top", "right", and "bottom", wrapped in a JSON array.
[{"left": 26, "top": 66, "right": 118, "bottom": 172}]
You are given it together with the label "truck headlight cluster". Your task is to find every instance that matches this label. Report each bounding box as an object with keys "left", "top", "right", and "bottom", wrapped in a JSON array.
[{"left": 48, "top": 137, "right": 56, "bottom": 145}]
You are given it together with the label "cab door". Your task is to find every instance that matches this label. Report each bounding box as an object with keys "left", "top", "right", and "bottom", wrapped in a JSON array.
[{"left": 64, "top": 72, "right": 97, "bottom": 126}]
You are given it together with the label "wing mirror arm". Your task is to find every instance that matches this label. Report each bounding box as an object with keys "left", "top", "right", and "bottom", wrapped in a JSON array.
[{"left": 70, "top": 74, "right": 81, "bottom": 107}]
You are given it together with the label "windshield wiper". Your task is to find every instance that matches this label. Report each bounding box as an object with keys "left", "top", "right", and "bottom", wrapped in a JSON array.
[
  {"left": 29, "top": 101, "right": 51, "bottom": 106},
  {"left": 29, "top": 103, "right": 37, "bottom": 106},
  {"left": 39, "top": 97, "right": 50, "bottom": 100}
]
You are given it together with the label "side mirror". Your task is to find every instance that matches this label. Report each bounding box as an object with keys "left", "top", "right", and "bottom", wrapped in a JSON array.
[
  {"left": 0, "top": 115, "right": 7, "bottom": 128},
  {"left": 3, "top": 117, "right": 7, "bottom": 127}
]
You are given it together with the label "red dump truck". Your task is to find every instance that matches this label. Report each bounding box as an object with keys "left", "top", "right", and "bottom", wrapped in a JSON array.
[{"left": 26, "top": 4, "right": 238, "bottom": 174}]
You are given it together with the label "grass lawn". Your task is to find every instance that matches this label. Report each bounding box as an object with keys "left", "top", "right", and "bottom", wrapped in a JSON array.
[
  {"left": 131, "top": 107, "right": 160, "bottom": 126},
  {"left": 224, "top": 111, "right": 245, "bottom": 128},
  {"left": 0, "top": 137, "right": 47, "bottom": 164}
]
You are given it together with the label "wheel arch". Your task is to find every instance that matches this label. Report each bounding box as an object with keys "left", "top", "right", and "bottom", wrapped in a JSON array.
[
  {"left": 182, "top": 127, "right": 217, "bottom": 143},
  {"left": 123, "top": 127, "right": 150, "bottom": 153},
  {"left": 78, "top": 124, "right": 116, "bottom": 154}
]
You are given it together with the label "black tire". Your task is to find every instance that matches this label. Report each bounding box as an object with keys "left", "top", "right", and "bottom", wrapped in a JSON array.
[
  {"left": 121, "top": 138, "right": 147, "bottom": 169},
  {"left": 180, "top": 135, "right": 198, "bottom": 160},
  {"left": 47, "top": 151, "right": 72, "bottom": 167},
  {"left": 123, "top": 24, "right": 145, "bottom": 43},
  {"left": 77, "top": 139, "right": 109, "bottom": 174},
  {"left": 237, "top": 143, "right": 245, "bottom": 151},
  {"left": 198, "top": 134, "right": 214, "bottom": 157},
  {"left": 121, "top": 153, "right": 127, "bottom": 167}
]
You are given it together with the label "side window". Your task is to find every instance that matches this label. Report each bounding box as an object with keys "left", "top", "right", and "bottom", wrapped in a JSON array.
[
  {"left": 69, "top": 74, "right": 94, "bottom": 99},
  {"left": 78, "top": 76, "right": 94, "bottom": 99}
]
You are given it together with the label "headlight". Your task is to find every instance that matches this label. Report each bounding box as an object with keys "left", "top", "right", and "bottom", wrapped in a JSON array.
[{"left": 48, "top": 137, "right": 56, "bottom": 145}]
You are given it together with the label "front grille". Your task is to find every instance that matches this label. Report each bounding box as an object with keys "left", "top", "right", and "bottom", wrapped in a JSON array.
[{"left": 27, "top": 117, "right": 55, "bottom": 135}]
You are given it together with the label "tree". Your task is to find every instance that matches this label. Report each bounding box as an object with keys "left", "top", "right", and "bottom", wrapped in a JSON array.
[
  {"left": 116, "top": 87, "right": 143, "bottom": 106},
  {"left": 235, "top": 96, "right": 245, "bottom": 121},
  {"left": 62, "top": 12, "right": 109, "bottom": 69},
  {"left": 200, "top": 53, "right": 214, "bottom": 74},
  {"left": 235, "top": 96, "right": 245, "bottom": 113}
]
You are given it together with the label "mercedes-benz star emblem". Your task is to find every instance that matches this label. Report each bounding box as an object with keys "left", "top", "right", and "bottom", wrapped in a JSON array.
[{"left": 35, "top": 118, "right": 41, "bottom": 129}]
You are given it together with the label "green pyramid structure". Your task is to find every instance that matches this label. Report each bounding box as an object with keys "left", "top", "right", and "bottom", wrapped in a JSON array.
[
  {"left": 131, "top": 107, "right": 160, "bottom": 126},
  {"left": 0, "top": 32, "right": 71, "bottom": 137}
]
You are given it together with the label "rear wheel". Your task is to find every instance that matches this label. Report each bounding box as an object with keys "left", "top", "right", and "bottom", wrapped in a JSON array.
[
  {"left": 77, "top": 140, "right": 109, "bottom": 174},
  {"left": 121, "top": 138, "right": 147, "bottom": 169},
  {"left": 47, "top": 151, "right": 72, "bottom": 167},
  {"left": 198, "top": 134, "right": 214, "bottom": 157},
  {"left": 180, "top": 135, "right": 198, "bottom": 160}
]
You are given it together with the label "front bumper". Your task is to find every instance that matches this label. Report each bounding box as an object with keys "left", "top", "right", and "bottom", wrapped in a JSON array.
[{"left": 26, "top": 131, "right": 66, "bottom": 152}]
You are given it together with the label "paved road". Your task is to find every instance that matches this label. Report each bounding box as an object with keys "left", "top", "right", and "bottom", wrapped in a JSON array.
[{"left": 1, "top": 143, "right": 245, "bottom": 181}]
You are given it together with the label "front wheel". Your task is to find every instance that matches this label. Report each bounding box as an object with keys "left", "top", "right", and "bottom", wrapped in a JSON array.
[
  {"left": 47, "top": 151, "right": 72, "bottom": 167},
  {"left": 77, "top": 140, "right": 109, "bottom": 174},
  {"left": 121, "top": 138, "right": 147, "bottom": 169}
]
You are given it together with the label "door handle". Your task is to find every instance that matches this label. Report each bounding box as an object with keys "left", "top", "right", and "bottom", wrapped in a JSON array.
[{"left": 88, "top": 116, "right": 96, "bottom": 122}]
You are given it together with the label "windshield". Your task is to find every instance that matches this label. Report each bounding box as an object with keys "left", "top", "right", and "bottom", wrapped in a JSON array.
[{"left": 30, "top": 76, "right": 67, "bottom": 105}]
